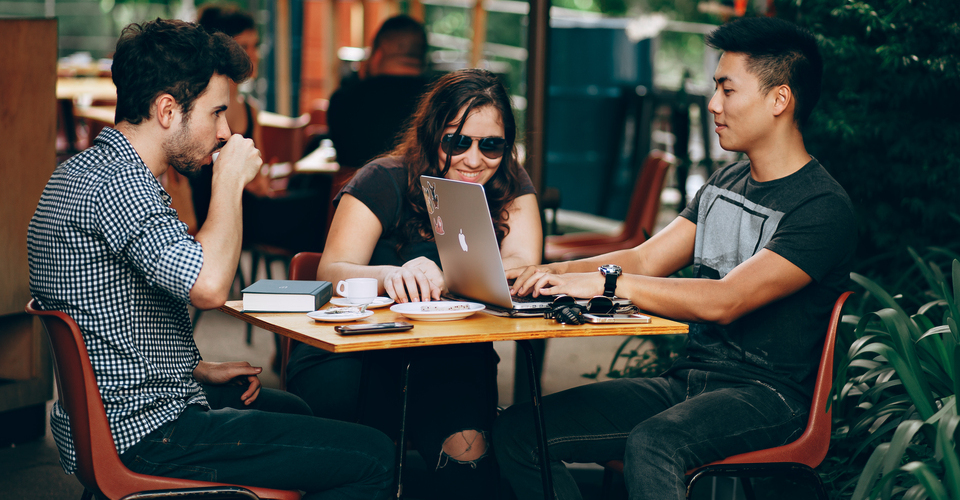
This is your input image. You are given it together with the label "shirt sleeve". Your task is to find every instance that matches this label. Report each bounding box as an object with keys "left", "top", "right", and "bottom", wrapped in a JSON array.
[
  {"left": 337, "top": 160, "right": 406, "bottom": 232},
  {"left": 515, "top": 166, "right": 537, "bottom": 196},
  {"left": 764, "top": 192, "right": 857, "bottom": 283},
  {"left": 95, "top": 165, "right": 203, "bottom": 302}
]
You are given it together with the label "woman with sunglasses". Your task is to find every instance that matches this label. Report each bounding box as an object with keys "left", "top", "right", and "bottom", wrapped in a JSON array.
[{"left": 286, "top": 68, "right": 541, "bottom": 498}]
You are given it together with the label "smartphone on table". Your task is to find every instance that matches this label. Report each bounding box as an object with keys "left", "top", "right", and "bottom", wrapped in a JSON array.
[
  {"left": 334, "top": 322, "right": 414, "bottom": 335},
  {"left": 581, "top": 313, "right": 651, "bottom": 324}
]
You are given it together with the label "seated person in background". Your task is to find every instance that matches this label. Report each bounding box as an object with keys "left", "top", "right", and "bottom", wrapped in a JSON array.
[
  {"left": 495, "top": 17, "right": 857, "bottom": 500},
  {"left": 190, "top": 3, "right": 267, "bottom": 227},
  {"left": 326, "top": 14, "right": 431, "bottom": 168},
  {"left": 286, "top": 69, "right": 542, "bottom": 499},
  {"left": 27, "top": 19, "right": 394, "bottom": 498},
  {"left": 192, "top": 3, "right": 327, "bottom": 253}
]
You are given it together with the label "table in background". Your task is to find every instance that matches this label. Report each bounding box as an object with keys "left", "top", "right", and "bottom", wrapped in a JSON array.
[
  {"left": 220, "top": 301, "right": 688, "bottom": 499},
  {"left": 56, "top": 77, "right": 117, "bottom": 154}
]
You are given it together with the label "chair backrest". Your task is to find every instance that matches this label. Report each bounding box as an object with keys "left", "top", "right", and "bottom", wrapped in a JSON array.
[
  {"left": 258, "top": 111, "right": 311, "bottom": 164},
  {"left": 25, "top": 299, "right": 300, "bottom": 500},
  {"left": 279, "top": 252, "right": 324, "bottom": 390},
  {"left": 709, "top": 291, "right": 853, "bottom": 468},
  {"left": 619, "top": 150, "right": 674, "bottom": 246},
  {"left": 289, "top": 252, "right": 323, "bottom": 281}
]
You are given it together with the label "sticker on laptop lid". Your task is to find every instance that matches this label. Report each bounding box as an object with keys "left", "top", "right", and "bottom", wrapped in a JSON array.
[
  {"left": 422, "top": 185, "right": 435, "bottom": 214},
  {"left": 434, "top": 215, "right": 445, "bottom": 235},
  {"left": 423, "top": 180, "right": 440, "bottom": 211}
]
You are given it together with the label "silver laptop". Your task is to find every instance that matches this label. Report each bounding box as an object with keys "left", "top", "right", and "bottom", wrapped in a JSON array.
[{"left": 420, "top": 175, "right": 631, "bottom": 316}]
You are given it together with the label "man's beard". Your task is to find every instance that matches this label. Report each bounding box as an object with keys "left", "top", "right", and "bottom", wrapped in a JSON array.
[{"left": 164, "top": 119, "right": 224, "bottom": 178}]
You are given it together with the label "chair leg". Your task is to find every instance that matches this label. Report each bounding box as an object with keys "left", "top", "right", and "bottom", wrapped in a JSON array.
[{"left": 740, "top": 477, "right": 757, "bottom": 500}]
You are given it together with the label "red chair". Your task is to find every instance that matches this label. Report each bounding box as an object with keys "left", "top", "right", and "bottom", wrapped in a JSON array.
[
  {"left": 600, "top": 291, "right": 852, "bottom": 500},
  {"left": 25, "top": 299, "right": 301, "bottom": 500},
  {"left": 544, "top": 150, "right": 675, "bottom": 262},
  {"left": 278, "top": 252, "right": 325, "bottom": 391}
]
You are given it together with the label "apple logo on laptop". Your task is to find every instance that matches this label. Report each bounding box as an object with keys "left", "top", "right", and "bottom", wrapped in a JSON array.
[{"left": 458, "top": 229, "right": 468, "bottom": 252}]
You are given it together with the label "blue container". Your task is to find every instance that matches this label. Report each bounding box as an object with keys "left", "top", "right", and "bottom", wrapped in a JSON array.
[{"left": 545, "top": 18, "right": 653, "bottom": 219}]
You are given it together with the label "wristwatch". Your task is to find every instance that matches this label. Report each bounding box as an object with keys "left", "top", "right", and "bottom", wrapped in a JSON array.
[{"left": 599, "top": 265, "right": 622, "bottom": 298}]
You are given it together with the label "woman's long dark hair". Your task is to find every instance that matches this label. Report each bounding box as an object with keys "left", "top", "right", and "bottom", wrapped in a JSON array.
[{"left": 390, "top": 68, "right": 524, "bottom": 251}]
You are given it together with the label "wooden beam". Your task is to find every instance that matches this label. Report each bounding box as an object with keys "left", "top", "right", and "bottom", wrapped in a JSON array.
[
  {"left": 275, "top": 0, "right": 292, "bottom": 115},
  {"left": 525, "top": 0, "right": 550, "bottom": 193},
  {"left": 470, "top": 0, "right": 488, "bottom": 68}
]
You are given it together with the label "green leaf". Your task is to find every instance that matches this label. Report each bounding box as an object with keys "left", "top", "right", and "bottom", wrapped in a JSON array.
[
  {"left": 935, "top": 413, "right": 960, "bottom": 500},
  {"left": 872, "top": 310, "right": 938, "bottom": 419},
  {"left": 852, "top": 442, "right": 891, "bottom": 500},
  {"left": 853, "top": 273, "right": 913, "bottom": 321},
  {"left": 901, "top": 461, "right": 950, "bottom": 500},
  {"left": 880, "top": 419, "right": 925, "bottom": 500}
]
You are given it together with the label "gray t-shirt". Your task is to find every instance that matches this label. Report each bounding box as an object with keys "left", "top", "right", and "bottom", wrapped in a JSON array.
[{"left": 673, "top": 158, "right": 856, "bottom": 403}]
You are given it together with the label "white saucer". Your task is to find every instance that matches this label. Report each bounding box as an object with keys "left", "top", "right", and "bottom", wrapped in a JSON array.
[
  {"left": 389, "top": 301, "right": 485, "bottom": 321},
  {"left": 307, "top": 309, "right": 375, "bottom": 322},
  {"left": 329, "top": 296, "right": 395, "bottom": 308}
]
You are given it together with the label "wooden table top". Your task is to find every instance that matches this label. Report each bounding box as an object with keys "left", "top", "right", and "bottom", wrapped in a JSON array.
[
  {"left": 220, "top": 300, "right": 688, "bottom": 353},
  {"left": 74, "top": 105, "right": 115, "bottom": 124},
  {"left": 57, "top": 77, "right": 116, "bottom": 101}
]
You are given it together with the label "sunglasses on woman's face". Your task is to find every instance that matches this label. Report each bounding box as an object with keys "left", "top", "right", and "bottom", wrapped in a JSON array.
[{"left": 441, "top": 134, "right": 507, "bottom": 159}]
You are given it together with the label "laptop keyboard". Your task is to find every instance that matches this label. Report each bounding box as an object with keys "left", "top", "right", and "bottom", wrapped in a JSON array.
[{"left": 513, "top": 294, "right": 550, "bottom": 304}]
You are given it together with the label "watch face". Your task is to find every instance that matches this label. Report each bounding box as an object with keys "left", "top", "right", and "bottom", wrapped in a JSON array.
[{"left": 600, "top": 265, "right": 622, "bottom": 276}]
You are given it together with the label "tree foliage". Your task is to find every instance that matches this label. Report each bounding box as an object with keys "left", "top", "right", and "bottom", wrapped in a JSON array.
[{"left": 775, "top": 0, "right": 960, "bottom": 270}]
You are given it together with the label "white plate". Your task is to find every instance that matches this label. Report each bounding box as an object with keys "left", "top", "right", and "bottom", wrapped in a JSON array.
[
  {"left": 389, "top": 301, "right": 485, "bottom": 321},
  {"left": 329, "top": 296, "right": 395, "bottom": 308},
  {"left": 307, "top": 309, "right": 375, "bottom": 322}
]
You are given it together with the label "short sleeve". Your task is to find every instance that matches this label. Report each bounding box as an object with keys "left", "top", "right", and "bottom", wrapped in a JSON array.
[
  {"left": 765, "top": 193, "right": 857, "bottom": 283},
  {"left": 515, "top": 166, "right": 537, "bottom": 196},
  {"left": 336, "top": 160, "right": 406, "bottom": 232},
  {"left": 95, "top": 167, "right": 202, "bottom": 301}
]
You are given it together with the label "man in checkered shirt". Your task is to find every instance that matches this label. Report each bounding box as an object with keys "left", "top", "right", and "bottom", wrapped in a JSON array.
[{"left": 28, "top": 19, "right": 394, "bottom": 498}]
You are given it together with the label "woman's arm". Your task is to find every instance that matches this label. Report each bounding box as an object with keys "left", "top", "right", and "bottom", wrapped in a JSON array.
[
  {"left": 318, "top": 194, "right": 443, "bottom": 302},
  {"left": 498, "top": 193, "right": 542, "bottom": 270}
]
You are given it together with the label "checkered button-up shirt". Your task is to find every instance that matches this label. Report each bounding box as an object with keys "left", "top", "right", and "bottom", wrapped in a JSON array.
[{"left": 28, "top": 128, "right": 208, "bottom": 474}]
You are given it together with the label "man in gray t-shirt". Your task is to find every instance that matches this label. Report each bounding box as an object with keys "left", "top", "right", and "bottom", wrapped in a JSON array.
[{"left": 496, "top": 17, "right": 856, "bottom": 500}]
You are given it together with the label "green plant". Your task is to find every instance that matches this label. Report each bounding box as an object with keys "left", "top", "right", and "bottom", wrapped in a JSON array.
[
  {"left": 775, "top": 0, "right": 960, "bottom": 265},
  {"left": 823, "top": 256, "right": 960, "bottom": 499}
]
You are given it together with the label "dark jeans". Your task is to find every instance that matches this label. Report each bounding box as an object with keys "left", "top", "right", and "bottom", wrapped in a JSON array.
[
  {"left": 286, "top": 342, "right": 501, "bottom": 500},
  {"left": 494, "top": 369, "right": 808, "bottom": 500},
  {"left": 120, "top": 384, "right": 395, "bottom": 500}
]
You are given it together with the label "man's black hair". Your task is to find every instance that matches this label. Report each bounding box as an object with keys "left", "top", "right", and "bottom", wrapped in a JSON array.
[
  {"left": 112, "top": 18, "right": 251, "bottom": 125},
  {"left": 371, "top": 14, "right": 428, "bottom": 65},
  {"left": 705, "top": 17, "right": 822, "bottom": 128}
]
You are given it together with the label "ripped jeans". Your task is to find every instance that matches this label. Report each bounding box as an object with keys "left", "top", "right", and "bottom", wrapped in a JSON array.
[
  {"left": 287, "top": 342, "right": 501, "bottom": 500},
  {"left": 494, "top": 368, "right": 808, "bottom": 500}
]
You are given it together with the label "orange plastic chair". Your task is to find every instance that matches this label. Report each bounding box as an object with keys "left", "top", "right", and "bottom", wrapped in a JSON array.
[
  {"left": 544, "top": 150, "right": 675, "bottom": 262},
  {"left": 278, "top": 252, "right": 324, "bottom": 391},
  {"left": 25, "top": 299, "right": 302, "bottom": 500},
  {"left": 600, "top": 291, "right": 852, "bottom": 500}
]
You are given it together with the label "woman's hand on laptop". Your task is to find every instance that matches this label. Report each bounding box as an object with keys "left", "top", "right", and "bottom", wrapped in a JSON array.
[{"left": 384, "top": 257, "right": 445, "bottom": 303}]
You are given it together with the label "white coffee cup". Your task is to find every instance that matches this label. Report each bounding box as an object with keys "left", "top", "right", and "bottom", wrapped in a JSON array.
[{"left": 336, "top": 278, "right": 378, "bottom": 304}]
